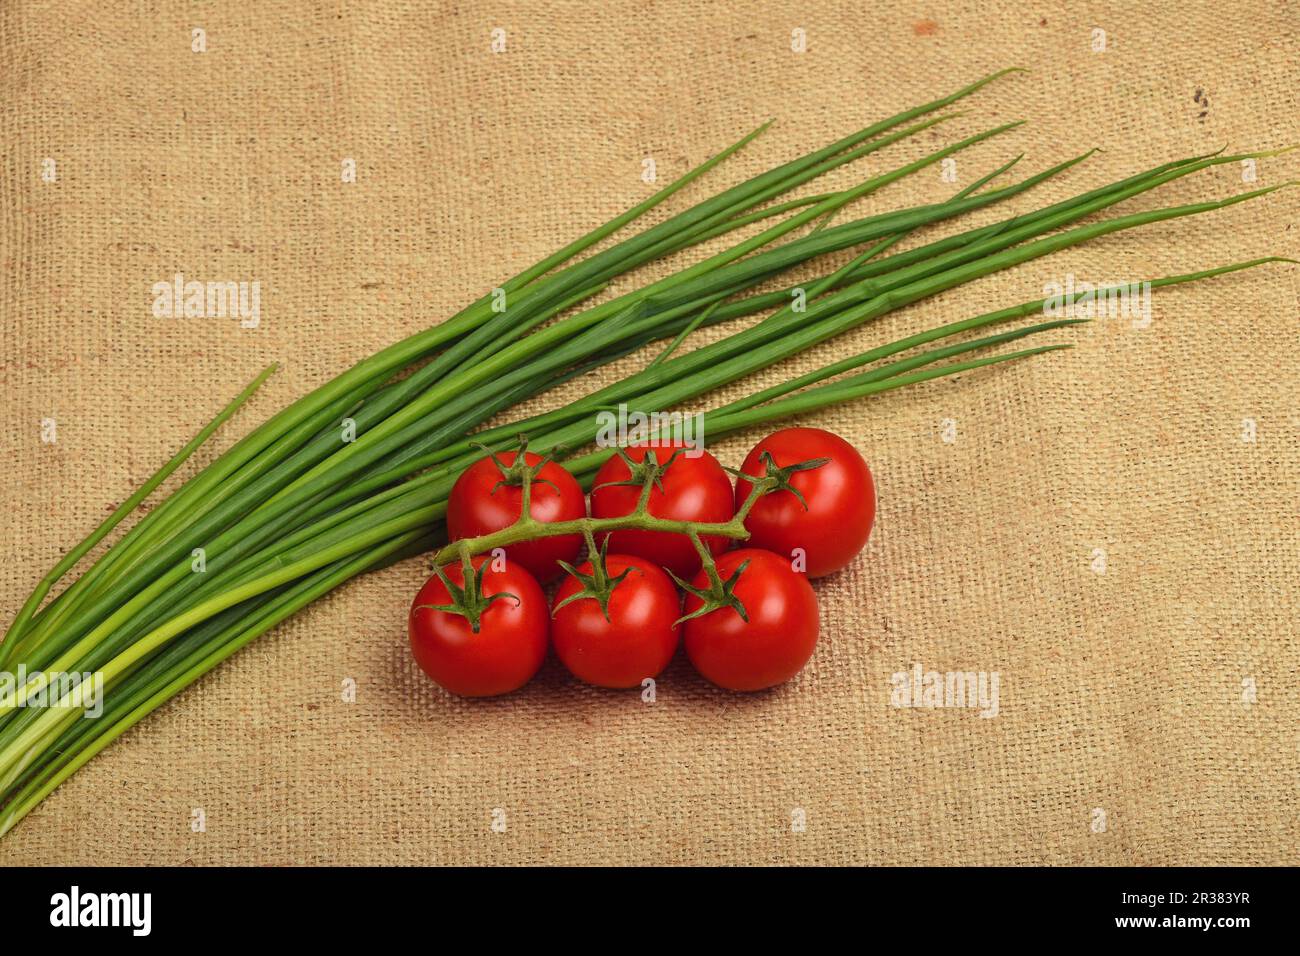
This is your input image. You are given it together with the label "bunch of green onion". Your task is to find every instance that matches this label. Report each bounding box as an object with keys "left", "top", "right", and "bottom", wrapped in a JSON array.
[{"left": 0, "top": 69, "right": 1290, "bottom": 836}]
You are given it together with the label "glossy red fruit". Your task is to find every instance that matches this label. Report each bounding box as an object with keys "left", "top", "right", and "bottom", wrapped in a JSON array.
[
  {"left": 682, "top": 548, "right": 819, "bottom": 692},
  {"left": 734, "top": 427, "right": 875, "bottom": 578},
  {"left": 447, "top": 451, "right": 585, "bottom": 582},
  {"left": 551, "top": 555, "right": 680, "bottom": 689},
  {"left": 408, "top": 556, "right": 548, "bottom": 697},
  {"left": 590, "top": 443, "right": 734, "bottom": 579}
]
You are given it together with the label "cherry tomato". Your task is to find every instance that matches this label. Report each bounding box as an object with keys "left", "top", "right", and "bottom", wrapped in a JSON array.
[
  {"left": 551, "top": 554, "right": 681, "bottom": 689},
  {"left": 682, "top": 548, "right": 819, "bottom": 692},
  {"left": 447, "top": 451, "right": 585, "bottom": 583},
  {"left": 734, "top": 427, "right": 875, "bottom": 578},
  {"left": 408, "top": 556, "right": 548, "bottom": 697},
  {"left": 590, "top": 442, "right": 734, "bottom": 579}
]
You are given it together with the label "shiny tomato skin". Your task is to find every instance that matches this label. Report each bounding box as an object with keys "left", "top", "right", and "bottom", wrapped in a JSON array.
[
  {"left": 682, "top": 548, "right": 819, "bottom": 692},
  {"left": 447, "top": 451, "right": 585, "bottom": 582},
  {"left": 590, "top": 443, "right": 734, "bottom": 579},
  {"left": 408, "top": 556, "right": 548, "bottom": 698},
  {"left": 551, "top": 555, "right": 681, "bottom": 689},
  {"left": 734, "top": 427, "right": 875, "bottom": 578}
]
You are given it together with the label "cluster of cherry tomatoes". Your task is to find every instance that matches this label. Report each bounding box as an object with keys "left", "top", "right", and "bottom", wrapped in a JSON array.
[{"left": 407, "top": 427, "right": 876, "bottom": 697}]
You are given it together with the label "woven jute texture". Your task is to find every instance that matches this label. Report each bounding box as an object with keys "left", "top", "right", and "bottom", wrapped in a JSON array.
[{"left": 1, "top": 0, "right": 1296, "bottom": 866}]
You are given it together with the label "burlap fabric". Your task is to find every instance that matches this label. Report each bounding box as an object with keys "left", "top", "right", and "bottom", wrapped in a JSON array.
[{"left": 1, "top": 0, "right": 1295, "bottom": 866}]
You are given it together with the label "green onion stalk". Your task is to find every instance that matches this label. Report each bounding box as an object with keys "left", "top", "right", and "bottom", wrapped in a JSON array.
[{"left": 0, "top": 69, "right": 1292, "bottom": 836}]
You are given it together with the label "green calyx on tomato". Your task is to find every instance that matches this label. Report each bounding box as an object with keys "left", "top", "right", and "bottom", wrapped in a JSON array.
[
  {"left": 551, "top": 535, "right": 634, "bottom": 622},
  {"left": 665, "top": 535, "right": 750, "bottom": 625},
  {"left": 727, "top": 449, "right": 831, "bottom": 511},
  {"left": 475, "top": 437, "right": 563, "bottom": 497},
  {"left": 591, "top": 444, "right": 683, "bottom": 498},
  {"left": 414, "top": 554, "right": 518, "bottom": 634}
]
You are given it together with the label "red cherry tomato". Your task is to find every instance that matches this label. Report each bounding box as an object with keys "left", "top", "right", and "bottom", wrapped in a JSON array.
[
  {"left": 734, "top": 427, "right": 875, "bottom": 578},
  {"left": 590, "top": 443, "right": 734, "bottom": 579},
  {"left": 551, "top": 554, "right": 681, "bottom": 689},
  {"left": 447, "top": 451, "right": 585, "bottom": 583},
  {"left": 682, "top": 548, "right": 819, "bottom": 692},
  {"left": 408, "top": 556, "right": 548, "bottom": 697}
]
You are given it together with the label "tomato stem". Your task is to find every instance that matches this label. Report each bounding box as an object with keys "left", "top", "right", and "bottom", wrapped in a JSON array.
[
  {"left": 433, "top": 437, "right": 827, "bottom": 622},
  {"left": 431, "top": 438, "right": 795, "bottom": 567}
]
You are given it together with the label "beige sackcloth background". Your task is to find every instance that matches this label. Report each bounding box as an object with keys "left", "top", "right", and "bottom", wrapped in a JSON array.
[{"left": 1, "top": 0, "right": 1296, "bottom": 866}]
